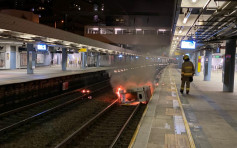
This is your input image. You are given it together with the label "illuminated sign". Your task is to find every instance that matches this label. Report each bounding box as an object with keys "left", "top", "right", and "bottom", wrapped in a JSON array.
[
  {"left": 37, "top": 44, "right": 47, "bottom": 50},
  {"left": 180, "top": 40, "right": 196, "bottom": 49},
  {"left": 78, "top": 48, "right": 87, "bottom": 52}
]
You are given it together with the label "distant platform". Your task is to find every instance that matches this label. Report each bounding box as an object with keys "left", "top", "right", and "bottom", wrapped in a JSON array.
[{"left": 0, "top": 65, "right": 113, "bottom": 85}]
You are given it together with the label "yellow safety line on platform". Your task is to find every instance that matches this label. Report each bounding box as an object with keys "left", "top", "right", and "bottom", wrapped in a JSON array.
[
  {"left": 128, "top": 92, "right": 154, "bottom": 148},
  {"left": 172, "top": 78, "right": 196, "bottom": 148},
  {"left": 128, "top": 68, "right": 165, "bottom": 148}
]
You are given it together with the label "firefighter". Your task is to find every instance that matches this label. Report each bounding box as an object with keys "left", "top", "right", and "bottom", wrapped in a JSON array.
[{"left": 180, "top": 55, "right": 195, "bottom": 94}]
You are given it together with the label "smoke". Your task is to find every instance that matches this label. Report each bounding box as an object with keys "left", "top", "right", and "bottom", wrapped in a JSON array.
[{"left": 110, "top": 61, "right": 157, "bottom": 94}]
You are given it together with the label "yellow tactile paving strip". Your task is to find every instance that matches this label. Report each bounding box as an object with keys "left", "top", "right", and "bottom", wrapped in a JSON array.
[
  {"left": 129, "top": 66, "right": 195, "bottom": 148},
  {"left": 172, "top": 78, "right": 196, "bottom": 148},
  {"left": 165, "top": 134, "right": 190, "bottom": 148},
  {"left": 166, "top": 108, "right": 182, "bottom": 116}
]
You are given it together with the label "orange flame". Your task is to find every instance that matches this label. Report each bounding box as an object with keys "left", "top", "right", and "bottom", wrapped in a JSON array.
[{"left": 116, "top": 87, "right": 122, "bottom": 98}]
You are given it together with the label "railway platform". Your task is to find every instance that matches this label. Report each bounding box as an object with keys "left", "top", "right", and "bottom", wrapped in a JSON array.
[
  {"left": 132, "top": 65, "right": 237, "bottom": 148},
  {"left": 0, "top": 65, "right": 112, "bottom": 85}
]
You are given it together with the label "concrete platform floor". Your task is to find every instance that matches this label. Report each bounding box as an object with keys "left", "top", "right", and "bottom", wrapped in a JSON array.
[
  {"left": 0, "top": 65, "right": 112, "bottom": 85},
  {"left": 132, "top": 65, "right": 237, "bottom": 148},
  {"left": 133, "top": 66, "right": 190, "bottom": 148}
]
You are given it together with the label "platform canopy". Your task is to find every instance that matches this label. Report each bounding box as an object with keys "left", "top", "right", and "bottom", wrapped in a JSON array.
[{"left": 0, "top": 13, "right": 136, "bottom": 55}]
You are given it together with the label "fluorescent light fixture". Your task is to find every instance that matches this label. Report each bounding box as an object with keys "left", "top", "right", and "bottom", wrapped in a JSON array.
[
  {"left": 92, "top": 28, "right": 99, "bottom": 31},
  {"left": 136, "top": 28, "right": 142, "bottom": 31},
  {"left": 115, "top": 28, "right": 122, "bottom": 31},
  {"left": 183, "top": 17, "right": 188, "bottom": 24},
  {"left": 192, "top": 0, "right": 197, "bottom": 2},
  {"left": 158, "top": 29, "right": 166, "bottom": 32}
]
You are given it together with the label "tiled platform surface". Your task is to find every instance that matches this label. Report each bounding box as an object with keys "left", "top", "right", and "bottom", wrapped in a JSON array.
[
  {"left": 0, "top": 66, "right": 112, "bottom": 85},
  {"left": 133, "top": 66, "right": 190, "bottom": 148},
  {"left": 133, "top": 65, "right": 237, "bottom": 148},
  {"left": 172, "top": 68, "right": 237, "bottom": 148}
]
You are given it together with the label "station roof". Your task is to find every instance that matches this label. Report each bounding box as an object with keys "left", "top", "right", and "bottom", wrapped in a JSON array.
[
  {"left": 0, "top": 13, "right": 136, "bottom": 55},
  {"left": 171, "top": 1, "right": 237, "bottom": 56}
]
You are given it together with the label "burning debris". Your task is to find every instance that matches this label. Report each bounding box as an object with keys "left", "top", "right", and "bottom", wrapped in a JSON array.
[{"left": 116, "top": 86, "right": 151, "bottom": 104}]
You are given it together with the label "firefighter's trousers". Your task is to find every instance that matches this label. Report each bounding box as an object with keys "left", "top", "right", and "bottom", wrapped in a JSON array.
[{"left": 180, "top": 77, "right": 190, "bottom": 92}]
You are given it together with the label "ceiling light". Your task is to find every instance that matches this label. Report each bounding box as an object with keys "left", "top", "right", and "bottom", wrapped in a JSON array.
[
  {"left": 183, "top": 17, "right": 188, "bottom": 24},
  {"left": 179, "top": 30, "right": 182, "bottom": 34},
  {"left": 92, "top": 28, "right": 99, "bottom": 31},
  {"left": 136, "top": 28, "right": 142, "bottom": 31},
  {"left": 183, "top": 8, "right": 192, "bottom": 24},
  {"left": 176, "top": 37, "right": 179, "bottom": 39},
  {"left": 115, "top": 28, "right": 122, "bottom": 31},
  {"left": 159, "top": 29, "right": 166, "bottom": 32},
  {"left": 192, "top": 0, "right": 197, "bottom": 2}
]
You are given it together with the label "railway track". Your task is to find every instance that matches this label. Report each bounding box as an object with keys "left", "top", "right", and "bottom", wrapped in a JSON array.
[
  {"left": 0, "top": 80, "right": 111, "bottom": 140},
  {"left": 56, "top": 100, "right": 141, "bottom": 148}
]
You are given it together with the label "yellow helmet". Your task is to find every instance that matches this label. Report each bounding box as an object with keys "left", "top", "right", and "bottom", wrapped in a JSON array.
[{"left": 183, "top": 55, "right": 189, "bottom": 60}]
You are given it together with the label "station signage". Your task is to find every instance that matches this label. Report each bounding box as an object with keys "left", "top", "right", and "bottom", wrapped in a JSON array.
[
  {"left": 37, "top": 44, "right": 47, "bottom": 51},
  {"left": 78, "top": 48, "right": 87, "bottom": 52},
  {"left": 180, "top": 40, "right": 196, "bottom": 49}
]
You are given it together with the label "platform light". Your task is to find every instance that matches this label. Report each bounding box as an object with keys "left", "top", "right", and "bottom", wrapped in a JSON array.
[
  {"left": 115, "top": 28, "right": 122, "bottom": 34},
  {"left": 183, "top": 17, "right": 188, "bottom": 24},
  {"left": 92, "top": 28, "right": 99, "bottom": 31},
  {"left": 158, "top": 29, "right": 166, "bottom": 32},
  {"left": 101, "top": 4, "right": 104, "bottom": 11},
  {"left": 115, "top": 28, "right": 122, "bottom": 31},
  {"left": 183, "top": 8, "right": 192, "bottom": 24}
]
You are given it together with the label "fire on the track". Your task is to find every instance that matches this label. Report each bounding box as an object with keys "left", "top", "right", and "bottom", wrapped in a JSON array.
[{"left": 116, "top": 84, "right": 152, "bottom": 104}]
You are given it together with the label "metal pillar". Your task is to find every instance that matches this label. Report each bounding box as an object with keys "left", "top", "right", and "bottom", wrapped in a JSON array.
[
  {"left": 62, "top": 48, "right": 67, "bottom": 71},
  {"left": 204, "top": 49, "right": 212, "bottom": 81},
  {"left": 85, "top": 52, "right": 87, "bottom": 67},
  {"left": 178, "top": 55, "right": 183, "bottom": 69},
  {"left": 190, "top": 54, "right": 194, "bottom": 63},
  {"left": 81, "top": 52, "right": 87, "bottom": 69},
  {"left": 195, "top": 51, "right": 200, "bottom": 76},
  {"left": 27, "top": 43, "right": 36, "bottom": 74},
  {"left": 223, "top": 39, "right": 236, "bottom": 92},
  {"left": 96, "top": 52, "right": 100, "bottom": 67}
]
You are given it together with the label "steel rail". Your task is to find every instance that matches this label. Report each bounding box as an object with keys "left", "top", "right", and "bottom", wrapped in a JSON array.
[
  {"left": 0, "top": 83, "right": 111, "bottom": 135},
  {"left": 109, "top": 103, "right": 141, "bottom": 148},
  {"left": 55, "top": 99, "right": 119, "bottom": 148},
  {"left": 0, "top": 79, "right": 110, "bottom": 118}
]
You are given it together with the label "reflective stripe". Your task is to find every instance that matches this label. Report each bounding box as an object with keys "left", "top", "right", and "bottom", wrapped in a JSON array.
[
  {"left": 180, "top": 87, "right": 184, "bottom": 90},
  {"left": 183, "top": 73, "right": 193, "bottom": 76},
  {"left": 184, "top": 66, "right": 193, "bottom": 69},
  {"left": 186, "top": 88, "right": 190, "bottom": 90}
]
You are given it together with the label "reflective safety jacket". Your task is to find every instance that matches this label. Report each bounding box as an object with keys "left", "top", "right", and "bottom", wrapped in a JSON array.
[{"left": 181, "top": 61, "right": 195, "bottom": 77}]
